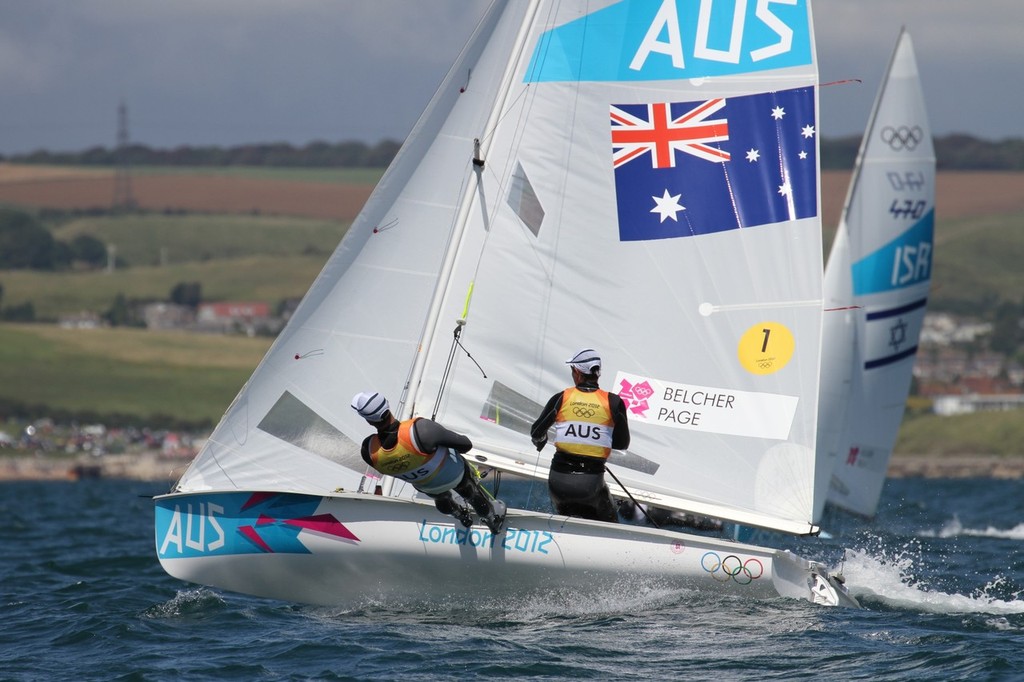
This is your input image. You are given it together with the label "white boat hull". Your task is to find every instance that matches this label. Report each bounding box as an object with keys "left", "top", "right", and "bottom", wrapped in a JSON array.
[{"left": 154, "top": 491, "right": 856, "bottom": 608}]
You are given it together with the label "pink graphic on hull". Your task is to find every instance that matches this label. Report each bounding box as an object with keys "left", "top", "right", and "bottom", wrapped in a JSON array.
[
  {"left": 234, "top": 492, "right": 361, "bottom": 553},
  {"left": 285, "top": 514, "right": 361, "bottom": 541}
]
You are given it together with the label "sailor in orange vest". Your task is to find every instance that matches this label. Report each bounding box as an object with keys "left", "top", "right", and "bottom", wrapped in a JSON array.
[
  {"left": 351, "top": 391, "right": 506, "bottom": 533},
  {"left": 530, "top": 348, "right": 630, "bottom": 523}
]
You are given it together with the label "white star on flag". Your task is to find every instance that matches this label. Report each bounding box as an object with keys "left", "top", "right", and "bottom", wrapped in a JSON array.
[
  {"left": 650, "top": 189, "right": 685, "bottom": 222},
  {"left": 746, "top": 148, "right": 760, "bottom": 162},
  {"left": 771, "top": 106, "right": 785, "bottom": 120},
  {"left": 801, "top": 124, "right": 815, "bottom": 138}
]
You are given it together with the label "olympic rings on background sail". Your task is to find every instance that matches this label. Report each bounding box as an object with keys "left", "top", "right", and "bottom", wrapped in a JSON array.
[
  {"left": 880, "top": 125, "right": 924, "bottom": 151},
  {"left": 701, "top": 551, "right": 764, "bottom": 584}
]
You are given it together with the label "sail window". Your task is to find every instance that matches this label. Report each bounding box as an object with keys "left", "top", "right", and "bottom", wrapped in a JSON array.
[
  {"left": 257, "top": 391, "right": 363, "bottom": 470},
  {"left": 507, "top": 162, "right": 545, "bottom": 236}
]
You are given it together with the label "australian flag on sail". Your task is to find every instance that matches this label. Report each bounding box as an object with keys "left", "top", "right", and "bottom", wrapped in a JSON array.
[{"left": 611, "top": 87, "right": 817, "bottom": 242}]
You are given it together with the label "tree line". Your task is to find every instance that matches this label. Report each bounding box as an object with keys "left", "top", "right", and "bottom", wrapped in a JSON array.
[
  {"left": 2, "top": 134, "right": 1022, "bottom": 171},
  {"left": 3, "top": 140, "right": 401, "bottom": 169},
  {"left": 0, "top": 208, "right": 109, "bottom": 271}
]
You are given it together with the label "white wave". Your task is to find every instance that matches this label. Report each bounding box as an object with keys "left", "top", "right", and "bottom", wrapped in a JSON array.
[
  {"left": 837, "top": 548, "right": 1024, "bottom": 615},
  {"left": 920, "top": 515, "right": 1024, "bottom": 540}
]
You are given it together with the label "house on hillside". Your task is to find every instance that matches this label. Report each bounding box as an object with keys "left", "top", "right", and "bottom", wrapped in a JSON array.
[
  {"left": 58, "top": 311, "right": 103, "bottom": 329},
  {"left": 195, "top": 301, "right": 273, "bottom": 336},
  {"left": 142, "top": 302, "right": 194, "bottom": 330}
]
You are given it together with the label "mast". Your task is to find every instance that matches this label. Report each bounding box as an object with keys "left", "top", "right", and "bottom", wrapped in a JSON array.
[{"left": 401, "top": 0, "right": 542, "bottom": 421}]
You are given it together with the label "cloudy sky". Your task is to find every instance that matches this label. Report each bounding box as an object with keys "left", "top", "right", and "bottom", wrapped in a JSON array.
[{"left": 1, "top": 0, "right": 1021, "bottom": 155}]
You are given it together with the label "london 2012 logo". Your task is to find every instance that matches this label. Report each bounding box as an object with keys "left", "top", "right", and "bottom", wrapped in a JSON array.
[{"left": 617, "top": 377, "right": 655, "bottom": 417}]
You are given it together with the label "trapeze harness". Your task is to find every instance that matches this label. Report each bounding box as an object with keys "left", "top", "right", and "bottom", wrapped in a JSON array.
[
  {"left": 369, "top": 418, "right": 464, "bottom": 495},
  {"left": 553, "top": 387, "right": 614, "bottom": 460}
]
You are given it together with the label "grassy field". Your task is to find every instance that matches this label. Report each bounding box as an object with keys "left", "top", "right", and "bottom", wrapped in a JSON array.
[
  {"left": 0, "top": 323, "right": 270, "bottom": 425},
  {"left": 897, "top": 410, "right": 1024, "bottom": 457},
  {"left": 52, "top": 213, "right": 347, "bottom": 266},
  {"left": 1, "top": 254, "right": 328, "bottom": 320},
  {"left": 931, "top": 211, "right": 1024, "bottom": 309}
]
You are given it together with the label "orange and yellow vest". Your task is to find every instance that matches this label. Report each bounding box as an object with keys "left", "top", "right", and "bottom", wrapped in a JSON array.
[
  {"left": 553, "top": 387, "right": 614, "bottom": 459},
  {"left": 369, "top": 419, "right": 447, "bottom": 485}
]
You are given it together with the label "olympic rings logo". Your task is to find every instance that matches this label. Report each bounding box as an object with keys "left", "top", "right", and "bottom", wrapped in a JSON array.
[
  {"left": 880, "top": 125, "right": 924, "bottom": 151},
  {"left": 701, "top": 551, "right": 764, "bottom": 584},
  {"left": 572, "top": 406, "right": 596, "bottom": 418}
]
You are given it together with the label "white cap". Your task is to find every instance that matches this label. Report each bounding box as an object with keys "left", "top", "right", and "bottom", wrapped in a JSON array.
[
  {"left": 351, "top": 391, "right": 390, "bottom": 422},
  {"left": 565, "top": 348, "right": 601, "bottom": 373}
]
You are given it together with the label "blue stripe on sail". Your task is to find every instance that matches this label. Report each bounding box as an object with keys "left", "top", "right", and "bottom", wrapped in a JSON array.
[
  {"left": 865, "top": 345, "right": 919, "bottom": 370},
  {"left": 866, "top": 297, "right": 928, "bottom": 321},
  {"left": 524, "top": 0, "right": 812, "bottom": 83},
  {"left": 852, "top": 210, "right": 934, "bottom": 296}
]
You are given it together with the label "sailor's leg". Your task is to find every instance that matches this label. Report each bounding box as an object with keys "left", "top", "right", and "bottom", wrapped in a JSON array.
[
  {"left": 453, "top": 461, "right": 506, "bottom": 533},
  {"left": 593, "top": 484, "right": 619, "bottom": 524},
  {"left": 429, "top": 490, "right": 473, "bottom": 527}
]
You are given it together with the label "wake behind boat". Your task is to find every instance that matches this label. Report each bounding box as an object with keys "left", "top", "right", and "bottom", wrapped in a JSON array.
[{"left": 156, "top": 0, "right": 856, "bottom": 608}]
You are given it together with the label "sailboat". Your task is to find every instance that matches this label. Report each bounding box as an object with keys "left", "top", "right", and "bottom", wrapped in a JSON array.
[
  {"left": 818, "top": 28, "right": 935, "bottom": 519},
  {"left": 155, "top": 0, "right": 856, "bottom": 608}
]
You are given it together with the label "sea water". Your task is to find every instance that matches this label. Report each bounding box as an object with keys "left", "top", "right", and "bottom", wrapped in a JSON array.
[{"left": 2, "top": 477, "right": 1023, "bottom": 681}]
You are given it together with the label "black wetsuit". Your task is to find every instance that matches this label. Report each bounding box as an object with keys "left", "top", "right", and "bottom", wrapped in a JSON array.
[{"left": 531, "top": 379, "right": 630, "bottom": 523}]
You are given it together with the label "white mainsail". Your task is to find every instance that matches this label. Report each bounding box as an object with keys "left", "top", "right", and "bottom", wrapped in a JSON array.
[
  {"left": 412, "top": 0, "right": 825, "bottom": 535},
  {"left": 157, "top": 0, "right": 857, "bottom": 609},
  {"left": 818, "top": 28, "right": 935, "bottom": 518}
]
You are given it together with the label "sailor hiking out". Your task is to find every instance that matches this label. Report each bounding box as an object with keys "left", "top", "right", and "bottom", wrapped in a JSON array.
[{"left": 352, "top": 391, "right": 506, "bottom": 533}]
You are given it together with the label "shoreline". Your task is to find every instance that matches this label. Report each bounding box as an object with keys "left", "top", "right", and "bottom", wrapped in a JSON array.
[
  {"left": 2, "top": 452, "right": 1024, "bottom": 482},
  {"left": 0, "top": 452, "right": 188, "bottom": 483}
]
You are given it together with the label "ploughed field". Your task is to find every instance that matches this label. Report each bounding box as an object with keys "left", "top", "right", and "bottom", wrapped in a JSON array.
[
  {"left": 0, "top": 165, "right": 373, "bottom": 221},
  {"left": 1, "top": 164, "right": 1022, "bottom": 226}
]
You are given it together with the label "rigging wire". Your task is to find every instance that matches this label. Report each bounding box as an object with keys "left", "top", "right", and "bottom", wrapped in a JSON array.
[{"left": 604, "top": 464, "right": 661, "bottom": 529}]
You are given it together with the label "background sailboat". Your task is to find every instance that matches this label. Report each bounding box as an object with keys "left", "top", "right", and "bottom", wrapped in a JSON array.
[
  {"left": 155, "top": 0, "right": 855, "bottom": 608},
  {"left": 818, "top": 28, "right": 935, "bottom": 519}
]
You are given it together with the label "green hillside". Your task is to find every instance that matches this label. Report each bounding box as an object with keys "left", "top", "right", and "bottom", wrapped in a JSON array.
[
  {"left": 1, "top": 254, "right": 328, "bottom": 320},
  {"left": 0, "top": 323, "right": 270, "bottom": 427},
  {"left": 53, "top": 213, "right": 345, "bottom": 267},
  {"left": 931, "top": 211, "right": 1024, "bottom": 314}
]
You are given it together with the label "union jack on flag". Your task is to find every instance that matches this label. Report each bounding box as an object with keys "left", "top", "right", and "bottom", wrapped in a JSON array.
[
  {"left": 610, "top": 86, "right": 818, "bottom": 242},
  {"left": 611, "top": 99, "right": 730, "bottom": 168}
]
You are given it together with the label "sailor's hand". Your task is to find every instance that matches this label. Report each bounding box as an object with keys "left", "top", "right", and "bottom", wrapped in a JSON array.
[{"left": 532, "top": 436, "right": 547, "bottom": 451}]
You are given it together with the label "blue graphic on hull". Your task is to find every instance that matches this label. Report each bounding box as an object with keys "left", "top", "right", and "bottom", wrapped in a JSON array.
[{"left": 155, "top": 492, "right": 342, "bottom": 559}]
